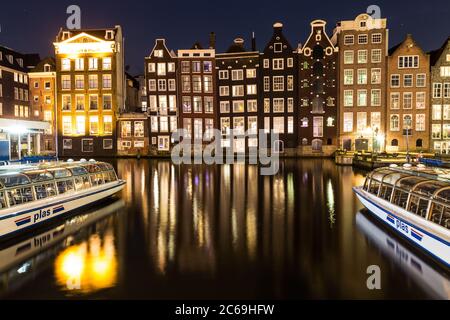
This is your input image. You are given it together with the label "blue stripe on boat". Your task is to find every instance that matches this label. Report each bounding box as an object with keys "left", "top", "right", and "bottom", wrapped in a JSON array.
[
  {"left": 15, "top": 216, "right": 31, "bottom": 227},
  {"left": 387, "top": 215, "right": 395, "bottom": 224},
  {"left": 53, "top": 206, "right": 65, "bottom": 214},
  {"left": 411, "top": 229, "right": 423, "bottom": 242}
]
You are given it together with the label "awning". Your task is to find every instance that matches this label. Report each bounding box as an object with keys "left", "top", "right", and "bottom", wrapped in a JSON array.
[{"left": 0, "top": 118, "right": 50, "bottom": 133}]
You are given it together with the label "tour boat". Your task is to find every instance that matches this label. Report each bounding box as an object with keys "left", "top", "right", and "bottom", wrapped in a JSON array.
[
  {"left": 0, "top": 160, "right": 125, "bottom": 240},
  {"left": 353, "top": 164, "right": 450, "bottom": 267}
]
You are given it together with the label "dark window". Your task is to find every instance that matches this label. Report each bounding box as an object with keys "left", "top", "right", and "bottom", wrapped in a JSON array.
[
  {"left": 312, "top": 45, "right": 324, "bottom": 60},
  {"left": 416, "top": 139, "right": 423, "bottom": 148},
  {"left": 391, "top": 139, "right": 399, "bottom": 147},
  {"left": 313, "top": 62, "right": 323, "bottom": 77}
]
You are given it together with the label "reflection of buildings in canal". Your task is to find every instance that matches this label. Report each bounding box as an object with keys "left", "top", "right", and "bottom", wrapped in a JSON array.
[
  {"left": 0, "top": 199, "right": 124, "bottom": 297},
  {"left": 356, "top": 211, "right": 450, "bottom": 300}
]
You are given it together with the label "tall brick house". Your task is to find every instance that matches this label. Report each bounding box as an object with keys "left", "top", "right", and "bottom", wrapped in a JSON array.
[
  {"left": 332, "top": 13, "right": 388, "bottom": 152},
  {"left": 298, "top": 20, "right": 338, "bottom": 156},
  {"left": 260, "top": 22, "right": 298, "bottom": 154},
  {"left": 216, "top": 37, "right": 260, "bottom": 153},
  {"left": 145, "top": 39, "right": 178, "bottom": 154},
  {"left": 178, "top": 40, "right": 217, "bottom": 148},
  {"left": 429, "top": 37, "right": 450, "bottom": 154},
  {"left": 386, "top": 34, "right": 430, "bottom": 153},
  {"left": 28, "top": 57, "right": 57, "bottom": 156},
  {"left": 53, "top": 26, "right": 125, "bottom": 158}
]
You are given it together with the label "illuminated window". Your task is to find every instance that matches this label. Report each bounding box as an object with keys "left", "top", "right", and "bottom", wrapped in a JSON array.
[
  {"left": 357, "top": 50, "right": 367, "bottom": 63},
  {"left": 371, "top": 89, "right": 381, "bottom": 106},
  {"left": 416, "top": 114, "right": 426, "bottom": 131},
  {"left": 273, "top": 98, "right": 284, "bottom": 113},
  {"left": 75, "top": 75, "right": 84, "bottom": 89},
  {"left": 344, "top": 112, "right": 353, "bottom": 132},
  {"left": 134, "top": 121, "right": 144, "bottom": 137},
  {"left": 204, "top": 76, "right": 213, "bottom": 93},
  {"left": 62, "top": 116, "right": 72, "bottom": 135},
  {"left": 231, "top": 70, "right": 243, "bottom": 81},
  {"left": 194, "top": 119, "right": 202, "bottom": 140},
  {"left": 61, "top": 75, "right": 71, "bottom": 90},
  {"left": 390, "top": 115, "right": 399, "bottom": 131},
  {"left": 403, "top": 93, "right": 413, "bottom": 109},
  {"left": 102, "top": 74, "right": 112, "bottom": 89},
  {"left": 89, "top": 74, "right": 98, "bottom": 89},
  {"left": 150, "top": 117, "right": 158, "bottom": 133},
  {"left": 76, "top": 116, "right": 85, "bottom": 135},
  {"left": 76, "top": 95, "right": 85, "bottom": 110},
  {"left": 416, "top": 92, "right": 426, "bottom": 109},
  {"left": 232, "top": 85, "right": 244, "bottom": 97},
  {"left": 75, "top": 58, "right": 84, "bottom": 71},
  {"left": 344, "top": 69, "right": 353, "bottom": 85},
  {"left": 246, "top": 69, "right": 256, "bottom": 78},
  {"left": 232, "top": 100, "right": 244, "bottom": 113},
  {"left": 88, "top": 58, "right": 98, "bottom": 70},
  {"left": 247, "top": 84, "right": 257, "bottom": 95},
  {"left": 192, "top": 76, "right": 202, "bottom": 92},
  {"left": 61, "top": 59, "right": 71, "bottom": 71},
  {"left": 103, "top": 94, "right": 112, "bottom": 110},
  {"left": 157, "top": 63, "right": 166, "bottom": 76},
  {"left": 122, "top": 121, "right": 132, "bottom": 137},
  {"left": 170, "top": 116, "right": 177, "bottom": 132},
  {"left": 273, "top": 76, "right": 284, "bottom": 91},
  {"left": 89, "top": 116, "right": 99, "bottom": 135},
  {"left": 89, "top": 95, "right": 98, "bottom": 110},
  {"left": 182, "top": 96, "right": 191, "bottom": 113},
  {"left": 247, "top": 100, "right": 257, "bottom": 112},
  {"left": 204, "top": 97, "right": 213, "bottom": 113},
  {"left": 193, "top": 97, "right": 202, "bottom": 113},
  {"left": 169, "top": 95, "right": 177, "bottom": 112},
  {"left": 104, "top": 115, "right": 112, "bottom": 134},
  {"left": 168, "top": 63, "right": 176, "bottom": 72},
  {"left": 62, "top": 95, "right": 71, "bottom": 110},
  {"left": 160, "top": 117, "right": 168, "bottom": 132},
  {"left": 273, "top": 117, "right": 284, "bottom": 133},
  {"left": 203, "top": 61, "right": 212, "bottom": 73},
  {"left": 371, "top": 49, "right": 382, "bottom": 63}
]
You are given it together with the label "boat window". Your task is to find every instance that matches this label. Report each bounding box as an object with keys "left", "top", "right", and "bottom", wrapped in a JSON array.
[
  {"left": 392, "top": 189, "right": 409, "bottom": 209},
  {"left": 0, "top": 191, "right": 7, "bottom": 209},
  {"left": 434, "top": 188, "right": 450, "bottom": 204},
  {"left": 396, "top": 177, "right": 428, "bottom": 190},
  {"left": 413, "top": 181, "right": 447, "bottom": 198},
  {"left": 7, "top": 187, "right": 33, "bottom": 207},
  {"left": 68, "top": 166, "right": 89, "bottom": 176},
  {"left": 368, "top": 179, "right": 381, "bottom": 196},
  {"left": 379, "top": 184, "right": 393, "bottom": 201},
  {"left": 56, "top": 179, "right": 75, "bottom": 195},
  {"left": 35, "top": 183, "right": 57, "bottom": 200},
  {"left": 74, "top": 176, "right": 91, "bottom": 191},
  {"left": 97, "top": 163, "right": 113, "bottom": 171},
  {"left": 48, "top": 168, "right": 72, "bottom": 179},
  {"left": 103, "top": 171, "right": 117, "bottom": 183},
  {"left": 24, "top": 170, "right": 53, "bottom": 183},
  {"left": 82, "top": 164, "right": 101, "bottom": 173},
  {"left": 90, "top": 173, "right": 105, "bottom": 186},
  {"left": 0, "top": 174, "right": 31, "bottom": 188},
  {"left": 408, "top": 195, "right": 429, "bottom": 218},
  {"left": 429, "top": 202, "right": 450, "bottom": 229}
]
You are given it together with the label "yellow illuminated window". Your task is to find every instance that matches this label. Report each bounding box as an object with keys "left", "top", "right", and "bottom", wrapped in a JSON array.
[
  {"left": 89, "top": 116, "right": 99, "bottom": 135},
  {"left": 104, "top": 115, "right": 112, "bottom": 134},
  {"left": 76, "top": 116, "right": 85, "bottom": 135},
  {"left": 62, "top": 116, "right": 72, "bottom": 135}
]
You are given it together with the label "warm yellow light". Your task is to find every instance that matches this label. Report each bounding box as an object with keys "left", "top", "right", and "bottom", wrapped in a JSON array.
[{"left": 55, "top": 42, "right": 115, "bottom": 55}]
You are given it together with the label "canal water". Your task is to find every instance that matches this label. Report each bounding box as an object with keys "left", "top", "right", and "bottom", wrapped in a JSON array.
[{"left": 0, "top": 159, "right": 448, "bottom": 299}]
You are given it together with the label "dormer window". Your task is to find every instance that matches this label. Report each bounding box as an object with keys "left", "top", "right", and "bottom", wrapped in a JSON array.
[
  {"left": 7, "top": 55, "right": 13, "bottom": 64},
  {"left": 154, "top": 50, "right": 163, "bottom": 58},
  {"left": 62, "top": 31, "right": 71, "bottom": 40},
  {"left": 44, "top": 64, "right": 51, "bottom": 72},
  {"left": 274, "top": 43, "right": 283, "bottom": 53},
  {"left": 17, "top": 58, "right": 23, "bottom": 67},
  {"left": 105, "top": 30, "right": 114, "bottom": 40},
  {"left": 0, "top": 52, "right": 2, "bottom": 61}
]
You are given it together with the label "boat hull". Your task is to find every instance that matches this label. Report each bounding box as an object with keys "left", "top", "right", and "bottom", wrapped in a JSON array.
[
  {"left": 353, "top": 187, "right": 450, "bottom": 268},
  {"left": 0, "top": 180, "right": 126, "bottom": 240}
]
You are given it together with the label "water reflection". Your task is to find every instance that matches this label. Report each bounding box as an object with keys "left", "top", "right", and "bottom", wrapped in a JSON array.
[
  {"left": 2, "top": 159, "right": 448, "bottom": 299},
  {"left": 0, "top": 199, "right": 124, "bottom": 298},
  {"left": 356, "top": 211, "right": 450, "bottom": 299}
]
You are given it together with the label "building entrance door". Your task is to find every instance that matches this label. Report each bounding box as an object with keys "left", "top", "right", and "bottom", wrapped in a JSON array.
[{"left": 10, "top": 134, "right": 19, "bottom": 161}]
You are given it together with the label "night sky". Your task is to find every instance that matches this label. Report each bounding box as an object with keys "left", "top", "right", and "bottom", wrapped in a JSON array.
[{"left": 0, "top": 0, "right": 449, "bottom": 75}]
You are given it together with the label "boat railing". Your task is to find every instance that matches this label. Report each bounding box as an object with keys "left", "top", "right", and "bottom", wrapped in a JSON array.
[
  {"left": 363, "top": 172, "right": 450, "bottom": 230},
  {"left": 0, "top": 162, "right": 118, "bottom": 211}
]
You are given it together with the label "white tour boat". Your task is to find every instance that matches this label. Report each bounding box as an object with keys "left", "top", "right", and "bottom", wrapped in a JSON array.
[
  {"left": 0, "top": 160, "right": 125, "bottom": 239},
  {"left": 353, "top": 164, "right": 450, "bottom": 267}
]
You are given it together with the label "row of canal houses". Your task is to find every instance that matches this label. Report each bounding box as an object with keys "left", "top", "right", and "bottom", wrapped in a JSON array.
[
  {"left": 142, "top": 13, "right": 450, "bottom": 157},
  {"left": 0, "top": 12, "right": 449, "bottom": 161}
]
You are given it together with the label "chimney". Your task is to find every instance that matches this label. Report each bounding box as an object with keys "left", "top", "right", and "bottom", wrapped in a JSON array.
[
  {"left": 209, "top": 32, "right": 216, "bottom": 49},
  {"left": 251, "top": 32, "right": 256, "bottom": 51}
]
